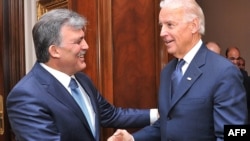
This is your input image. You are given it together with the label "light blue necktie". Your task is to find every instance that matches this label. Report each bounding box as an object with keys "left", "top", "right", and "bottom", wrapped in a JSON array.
[
  {"left": 171, "top": 59, "right": 185, "bottom": 96},
  {"left": 69, "top": 78, "right": 95, "bottom": 136}
]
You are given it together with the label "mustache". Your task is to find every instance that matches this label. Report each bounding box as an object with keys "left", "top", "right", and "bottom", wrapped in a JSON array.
[{"left": 77, "top": 50, "right": 86, "bottom": 58}]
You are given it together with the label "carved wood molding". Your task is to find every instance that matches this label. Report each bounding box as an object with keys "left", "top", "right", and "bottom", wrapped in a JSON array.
[
  {"left": 97, "top": 0, "right": 114, "bottom": 103},
  {"left": 97, "top": 0, "right": 115, "bottom": 139},
  {"left": 37, "top": 0, "right": 68, "bottom": 19}
]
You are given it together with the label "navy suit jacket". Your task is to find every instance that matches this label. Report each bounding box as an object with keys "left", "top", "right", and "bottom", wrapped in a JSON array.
[
  {"left": 7, "top": 63, "right": 150, "bottom": 141},
  {"left": 133, "top": 44, "right": 248, "bottom": 141}
]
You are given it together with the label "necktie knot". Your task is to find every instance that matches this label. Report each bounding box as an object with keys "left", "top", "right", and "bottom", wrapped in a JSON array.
[
  {"left": 69, "top": 78, "right": 79, "bottom": 89},
  {"left": 176, "top": 59, "right": 185, "bottom": 73},
  {"left": 172, "top": 59, "right": 185, "bottom": 80},
  {"left": 171, "top": 59, "right": 185, "bottom": 96}
]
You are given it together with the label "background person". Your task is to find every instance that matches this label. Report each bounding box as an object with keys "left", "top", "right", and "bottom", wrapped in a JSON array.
[
  {"left": 225, "top": 47, "right": 250, "bottom": 122},
  {"left": 225, "top": 46, "right": 241, "bottom": 66},
  {"left": 205, "top": 41, "right": 221, "bottom": 54},
  {"left": 239, "top": 56, "right": 247, "bottom": 71}
]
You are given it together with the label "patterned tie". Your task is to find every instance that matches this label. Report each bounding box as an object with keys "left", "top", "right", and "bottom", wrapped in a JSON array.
[
  {"left": 69, "top": 78, "right": 95, "bottom": 136},
  {"left": 171, "top": 59, "right": 185, "bottom": 96}
]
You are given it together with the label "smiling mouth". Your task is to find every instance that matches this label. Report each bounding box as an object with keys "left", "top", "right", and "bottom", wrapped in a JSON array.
[
  {"left": 164, "top": 40, "right": 174, "bottom": 47},
  {"left": 77, "top": 51, "right": 86, "bottom": 58},
  {"left": 166, "top": 40, "right": 173, "bottom": 44}
]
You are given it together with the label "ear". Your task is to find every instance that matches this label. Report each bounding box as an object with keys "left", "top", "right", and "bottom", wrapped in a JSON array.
[
  {"left": 48, "top": 45, "right": 60, "bottom": 58},
  {"left": 190, "top": 18, "right": 199, "bottom": 33}
]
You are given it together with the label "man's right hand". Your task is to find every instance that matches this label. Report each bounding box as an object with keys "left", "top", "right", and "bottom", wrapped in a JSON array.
[{"left": 107, "top": 129, "right": 134, "bottom": 141}]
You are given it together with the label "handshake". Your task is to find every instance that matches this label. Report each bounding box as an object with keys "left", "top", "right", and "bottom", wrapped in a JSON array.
[{"left": 107, "top": 129, "right": 134, "bottom": 141}]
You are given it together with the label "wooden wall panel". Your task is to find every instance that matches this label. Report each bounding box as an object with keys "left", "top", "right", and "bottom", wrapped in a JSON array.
[
  {"left": 72, "top": 0, "right": 99, "bottom": 87},
  {"left": 0, "top": 0, "right": 5, "bottom": 140},
  {"left": 112, "top": 0, "right": 162, "bottom": 136},
  {"left": 112, "top": 0, "right": 159, "bottom": 109}
]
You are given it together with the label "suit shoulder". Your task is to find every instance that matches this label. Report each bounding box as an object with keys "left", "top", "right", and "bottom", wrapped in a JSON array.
[
  {"left": 207, "top": 52, "right": 233, "bottom": 68},
  {"left": 75, "top": 72, "right": 96, "bottom": 88},
  {"left": 75, "top": 72, "right": 91, "bottom": 80},
  {"left": 159, "top": 59, "right": 176, "bottom": 77}
]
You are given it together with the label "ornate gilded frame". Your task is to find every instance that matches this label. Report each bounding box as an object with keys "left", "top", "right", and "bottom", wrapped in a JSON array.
[{"left": 36, "top": 0, "right": 69, "bottom": 19}]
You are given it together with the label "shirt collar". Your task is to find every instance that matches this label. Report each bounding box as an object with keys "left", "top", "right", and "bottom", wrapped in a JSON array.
[
  {"left": 39, "top": 63, "right": 72, "bottom": 89},
  {"left": 183, "top": 39, "right": 202, "bottom": 64}
]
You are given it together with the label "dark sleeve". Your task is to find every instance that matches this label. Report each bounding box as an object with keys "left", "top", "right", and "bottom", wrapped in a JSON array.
[
  {"left": 97, "top": 91, "right": 151, "bottom": 128},
  {"left": 132, "top": 119, "right": 161, "bottom": 141},
  {"left": 76, "top": 72, "right": 151, "bottom": 128},
  {"left": 241, "top": 70, "right": 250, "bottom": 122}
]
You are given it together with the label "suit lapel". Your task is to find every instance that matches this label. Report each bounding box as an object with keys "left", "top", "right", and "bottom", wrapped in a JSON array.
[
  {"left": 33, "top": 63, "right": 95, "bottom": 138},
  {"left": 46, "top": 79, "right": 83, "bottom": 117},
  {"left": 168, "top": 59, "right": 178, "bottom": 105},
  {"left": 170, "top": 63, "right": 202, "bottom": 107},
  {"left": 170, "top": 44, "right": 206, "bottom": 108},
  {"left": 48, "top": 79, "right": 94, "bottom": 135}
]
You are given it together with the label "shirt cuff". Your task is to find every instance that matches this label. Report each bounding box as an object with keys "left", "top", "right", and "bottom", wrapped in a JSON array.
[{"left": 150, "top": 108, "right": 159, "bottom": 124}]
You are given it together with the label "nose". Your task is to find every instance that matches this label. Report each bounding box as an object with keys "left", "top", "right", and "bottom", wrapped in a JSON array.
[
  {"left": 81, "top": 39, "right": 89, "bottom": 50},
  {"left": 160, "top": 25, "right": 168, "bottom": 37}
]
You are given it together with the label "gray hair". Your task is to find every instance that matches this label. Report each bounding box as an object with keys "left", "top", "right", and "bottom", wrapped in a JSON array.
[
  {"left": 160, "top": 0, "right": 205, "bottom": 35},
  {"left": 32, "top": 9, "right": 87, "bottom": 63}
]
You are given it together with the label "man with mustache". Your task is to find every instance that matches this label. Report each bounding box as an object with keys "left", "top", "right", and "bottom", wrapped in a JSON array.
[{"left": 6, "top": 9, "right": 158, "bottom": 141}]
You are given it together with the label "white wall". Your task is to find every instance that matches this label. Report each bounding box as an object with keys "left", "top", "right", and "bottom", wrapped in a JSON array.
[
  {"left": 24, "top": 0, "right": 37, "bottom": 73},
  {"left": 198, "top": 0, "right": 250, "bottom": 73}
]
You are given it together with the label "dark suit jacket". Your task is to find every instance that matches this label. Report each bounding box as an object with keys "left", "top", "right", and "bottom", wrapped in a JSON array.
[
  {"left": 133, "top": 44, "right": 248, "bottom": 141},
  {"left": 241, "top": 69, "right": 250, "bottom": 122},
  {"left": 7, "top": 63, "right": 150, "bottom": 141}
]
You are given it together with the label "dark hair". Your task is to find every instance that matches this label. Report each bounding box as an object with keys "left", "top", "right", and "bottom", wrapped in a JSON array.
[{"left": 225, "top": 47, "right": 240, "bottom": 58}]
